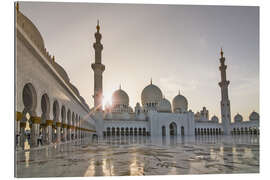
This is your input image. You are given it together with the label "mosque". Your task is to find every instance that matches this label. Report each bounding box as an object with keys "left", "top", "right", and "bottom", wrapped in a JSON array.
[
  {"left": 90, "top": 21, "right": 260, "bottom": 138},
  {"left": 15, "top": 3, "right": 259, "bottom": 149}
]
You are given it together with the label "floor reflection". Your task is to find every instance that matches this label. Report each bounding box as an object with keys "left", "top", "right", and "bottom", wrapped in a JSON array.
[{"left": 16, "top": 135, "right": 259, "bottom": 177}]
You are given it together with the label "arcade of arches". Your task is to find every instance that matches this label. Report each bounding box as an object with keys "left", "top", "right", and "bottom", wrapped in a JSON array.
[{"left": 16, "top": 83, "right": 95, "bottom": 150}]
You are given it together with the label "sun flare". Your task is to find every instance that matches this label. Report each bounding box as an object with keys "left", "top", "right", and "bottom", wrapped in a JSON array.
[{"left": 102, "top": 91, "right": 113, "bottom": 109}]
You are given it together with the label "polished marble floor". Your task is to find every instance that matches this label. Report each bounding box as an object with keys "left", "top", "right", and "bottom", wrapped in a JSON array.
[{"left": 15, "top": 135, "right": 259, "bottom": 177}]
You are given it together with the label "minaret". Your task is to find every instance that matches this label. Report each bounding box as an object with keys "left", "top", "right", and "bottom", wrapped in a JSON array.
[
  {"left": 218, "top": 48, "right": 231, "bottom": 135},
  {"left": 91, "top": 20, "right": 105, "bottom": 111}
]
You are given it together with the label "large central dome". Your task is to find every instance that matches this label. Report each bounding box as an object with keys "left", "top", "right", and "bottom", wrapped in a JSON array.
[{"left": 141, "top": 81, "right": 163, "bottom": 106}]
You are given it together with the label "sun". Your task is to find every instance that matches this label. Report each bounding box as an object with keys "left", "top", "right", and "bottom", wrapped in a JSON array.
[{"left": 102, "top": 91, "right": 112, "bottom": 109}]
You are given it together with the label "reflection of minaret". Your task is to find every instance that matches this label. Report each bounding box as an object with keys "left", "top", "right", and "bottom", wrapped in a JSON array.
[
  {"left": 218, "top": 48, "right": 231, "bottom": 135},
  {"left": 91, "top": 20, "right": 105, "bottom": 111}
]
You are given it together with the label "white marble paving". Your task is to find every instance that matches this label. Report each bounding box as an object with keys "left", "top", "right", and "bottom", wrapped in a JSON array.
[{"left": 15, "top": 135, "right": 259, "bottom": 177}]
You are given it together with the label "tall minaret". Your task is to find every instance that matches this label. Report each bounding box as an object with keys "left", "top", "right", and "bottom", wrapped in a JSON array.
[
  {"left": 91, "top": 20, "right": 105, "bottom": 111},
  {"left": 218, "top": 48, "right": 231, "bottom": 135}
]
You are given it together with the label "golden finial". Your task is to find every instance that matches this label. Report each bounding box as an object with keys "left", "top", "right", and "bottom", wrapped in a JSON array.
[
  {"left": 150, "top": 78, "right": 152, "bottom": 84},
  {"left": 96, "top": 19, "right": 100, "bottom": 32},
  {"left": 52, "top": 55, "right": 55, "bottom": 62},
  {"left": 220, "top": 47, "right": 224, "bottom": 58},
  {"left": 16, "top": 2, "right": 19, "bottom": 11}
]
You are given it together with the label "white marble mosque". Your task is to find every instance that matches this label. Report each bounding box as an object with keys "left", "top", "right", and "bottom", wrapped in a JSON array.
[
  {"left": 15, "top": 3, "right": 259, "bottom": 151},
  {"left": 91, "top": 21, "right": 260, "bottom": 138}
]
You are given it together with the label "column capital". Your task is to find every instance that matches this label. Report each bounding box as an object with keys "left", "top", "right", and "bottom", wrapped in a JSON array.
[
  {"left": 56, "top": 122, "right": 62, "bottom": 127},
  {"left": 62, "top": 123, "right": 68, "bottom": 128},
  {"left": 16, "top": 111, "right": 23, "bottom": 121},
  {"left": 30, "top": 116, "right": 41, "bottom": 124},
  {"left": 20, "top": 122, "right": 26, "bottom": 128},
  {"left": 46, "top": 120, "right": 54, "bottom": 126}
]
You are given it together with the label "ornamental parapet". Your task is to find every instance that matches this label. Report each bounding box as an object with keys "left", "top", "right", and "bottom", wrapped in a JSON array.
[
  {"left": 16, "top": 112, "right": 23, "bottom": 121},
  {"left": 30, "top": 116, "right": 41, "bottom": 124},
  {"left": 62, "top": 123, "right": 68, "bottom": 128}
]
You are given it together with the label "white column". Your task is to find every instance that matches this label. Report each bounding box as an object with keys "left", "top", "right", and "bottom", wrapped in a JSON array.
[
  {"left": 67, "top": 127, "right": 71, "bottom": 141},
  {"left": 31, "top": 118, "right": 40, "bottom": 147},
  {"left": 56, "top": 122, "right": 61, "bottom": 143},
  {"left": 20, "top": 122, "right": 26, "bottom": 149},
  {"left": 16, "top": 112, "right": 23, "bottom": 149},
  {"left": 46, "top": 120, "right": 53, "bottom": 144},
  {"left": 63, "top": 126, "right": 67, "bottom": 142}
]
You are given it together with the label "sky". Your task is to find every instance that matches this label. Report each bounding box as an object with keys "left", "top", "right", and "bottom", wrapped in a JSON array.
[{"left": 19, "top": 2, "right": 259, "bottom": 122}]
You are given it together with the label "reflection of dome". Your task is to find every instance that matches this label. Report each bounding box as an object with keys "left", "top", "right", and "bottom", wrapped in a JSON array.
[
  {"left": 234, "top": 113, "right": 243, "bottom": 122},
  {"left": 249, "top": 111, "right": 259, "bottom": 121},
  {"left": 16, "top": 10, "right": 45, "bottom": 49},
  {"left": 141, "top": 81, "right": 162, "bottom": 106},
  {"left": 157, "top": 97, "right": 172, "bottom": 112},
  {"left": 172, "top": 91, "right": 188, "bottom": 113},
  {"left": 211, "top": 115, "right": 219, "bottom": 122},
  {"left": 112, "top": 88, "right": 129, "bottom": 106}
]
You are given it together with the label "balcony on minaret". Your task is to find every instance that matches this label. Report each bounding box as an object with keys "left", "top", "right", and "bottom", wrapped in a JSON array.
[
  {"left": 218, "top": 80, "right": 230, "bottom": 87},
  {"left": 95, "top": 32, "right": 102, "bottom": 42},
  {"left": 91, "top": 63, "right": 105, "bottom": 72},
  {"left": 219, "top": 64, "right": 227, "bottom": 71}
]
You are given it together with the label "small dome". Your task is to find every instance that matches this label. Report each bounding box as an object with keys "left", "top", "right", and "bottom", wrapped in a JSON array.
[
  {"left": 211, "top": 115, "right": 219, "bottom": 122},
  {"left": 234, "top": 113, "right": 243, "bottom": 122},
  {"left": 249, "top": 111, "right": 259, "bottom": 121},
  {"left": 112, "top": 88, "right": 129, "bottom": 106},
  {"left": 53, "top": 63, "right": 70, "bottom": 82},
  {"left": 172, "top": 91, "right": 188, "bottom": 113},
  {"left": 70, "top": 83, "right": 80, "bottom": 96},
  {"left": 157, "top": 97, "right": 172, "bottom": 112},
  {"left": 141, "top": 81, "right": 162, "bottom": 106},
  {"left": 16, "top": 10, "right": 45, "bottom": 49}
]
